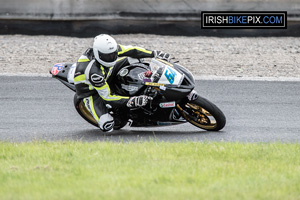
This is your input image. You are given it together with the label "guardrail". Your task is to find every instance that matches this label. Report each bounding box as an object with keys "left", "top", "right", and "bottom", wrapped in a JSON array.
[{"left": 0, "top": 0, "right": 299, "bottom": 36}]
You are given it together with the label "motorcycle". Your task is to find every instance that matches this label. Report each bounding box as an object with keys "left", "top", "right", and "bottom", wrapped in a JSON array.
[{"left": 50, "top": 58, "right": 226, "bottom": 131}]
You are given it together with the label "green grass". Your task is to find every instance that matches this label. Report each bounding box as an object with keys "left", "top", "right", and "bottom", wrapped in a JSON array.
[{"left": 0, "top": 141, "right": 300, "bottom": 200}]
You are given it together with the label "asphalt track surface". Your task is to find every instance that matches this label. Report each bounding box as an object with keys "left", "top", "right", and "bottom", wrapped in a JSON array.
[{"left": 0, "top": 76, "right": 299, "bottom": 143}]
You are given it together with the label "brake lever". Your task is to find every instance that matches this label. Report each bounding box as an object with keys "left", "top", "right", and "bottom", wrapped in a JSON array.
[{"left": 170, "top": 57, "right": 179, "bottom": 63}]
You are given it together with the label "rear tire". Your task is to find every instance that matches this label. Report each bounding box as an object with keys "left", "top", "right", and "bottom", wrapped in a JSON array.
[
  {"left": 73, "top": 94, "right": 128, "bottom": 130},
  {"left": 177, "top": 96, "right": 226, "bottom": 131},
  {"left": 74, "top": 94, "right": 99, "bottom": 128}
]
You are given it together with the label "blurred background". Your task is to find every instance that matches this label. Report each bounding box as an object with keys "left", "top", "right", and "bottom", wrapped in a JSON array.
[{"left": 1, "top": 0, "right": 300, "bottom": 37}]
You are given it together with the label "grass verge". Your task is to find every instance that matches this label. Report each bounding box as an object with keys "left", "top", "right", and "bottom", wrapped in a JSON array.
[{"left": 0, "top": 141, "right": 299, "bottom": 200}]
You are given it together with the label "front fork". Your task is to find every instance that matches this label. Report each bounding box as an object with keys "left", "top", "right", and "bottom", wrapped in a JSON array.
[{"left": 176, "top": 89, "right": 199, "bottom": 121}]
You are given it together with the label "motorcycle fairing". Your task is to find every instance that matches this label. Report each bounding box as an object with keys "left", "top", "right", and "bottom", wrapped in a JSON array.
[
  {"left": 50, "top": 63, "right": 76, "bottom": 92},
  {"left": 149, "top": 59, "right": 184, "bottom": 86}
]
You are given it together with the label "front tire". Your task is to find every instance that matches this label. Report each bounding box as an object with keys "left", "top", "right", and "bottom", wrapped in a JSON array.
[{"left": 177, "top": 96, "right": 226, "bottom": 131}]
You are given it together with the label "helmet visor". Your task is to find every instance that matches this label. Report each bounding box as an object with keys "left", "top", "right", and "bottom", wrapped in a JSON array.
[{"left": 98, "top": 50, "right": 118, "bottom": 63}]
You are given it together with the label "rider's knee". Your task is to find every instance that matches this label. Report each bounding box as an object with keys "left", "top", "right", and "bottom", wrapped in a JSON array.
[{"left": 98, "top": 113, "right": 114, "bottom": 132}]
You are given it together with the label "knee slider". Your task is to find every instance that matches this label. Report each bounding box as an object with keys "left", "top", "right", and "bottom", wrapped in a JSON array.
[{"left": 99, "top": 113, "right": 114, "bottom": 132}]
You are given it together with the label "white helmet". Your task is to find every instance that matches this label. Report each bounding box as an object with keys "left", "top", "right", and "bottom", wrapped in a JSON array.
[{"left": 93, "top": 34, "right": 118, "bottom": 67}]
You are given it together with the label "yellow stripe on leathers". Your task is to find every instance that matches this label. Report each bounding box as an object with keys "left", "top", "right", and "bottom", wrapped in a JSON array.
[
  {"left": 74, "top": 74, "right": 85, "bottom": 83},
  {"left": 77, "top": 59, "right": 90, "bottom": 63},
  {"left": 118, "top": 45, "right": 152, "bottom": 55},
  {"left": 95, "top": 83, "right": 129, "bottom": 101},
  {"left": 84, "top": 96, "right": 99, "bottom": 122}
]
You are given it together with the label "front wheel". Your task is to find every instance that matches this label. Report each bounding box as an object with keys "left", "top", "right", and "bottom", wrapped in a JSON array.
[{"left": 177, "top": 96, "right": 226, "bottom": 131}]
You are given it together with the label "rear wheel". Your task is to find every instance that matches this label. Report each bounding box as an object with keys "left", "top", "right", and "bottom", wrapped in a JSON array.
[
  {"left": 74, "top": 94, "right": 99, "bottom": 127},
  {"left": 73, "top": 94, "right": 128, "bottom": 130},
  {"left": 177, "top": 96, "right": 226, "bottom": 131}
]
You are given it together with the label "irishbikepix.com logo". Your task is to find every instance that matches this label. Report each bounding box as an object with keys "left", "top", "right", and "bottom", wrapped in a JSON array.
[{"left": 201, "top": 11, "right": 287, "bottom": 29}]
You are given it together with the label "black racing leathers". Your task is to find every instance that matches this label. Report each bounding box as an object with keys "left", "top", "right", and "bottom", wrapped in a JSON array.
[{"left": 74, "top": 44, "right": 155, "bottom": 108}]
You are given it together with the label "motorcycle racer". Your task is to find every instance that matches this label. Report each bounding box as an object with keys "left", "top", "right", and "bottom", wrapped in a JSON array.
[{"left": 74, "top": 34, "right": 171, "bottom": 132}]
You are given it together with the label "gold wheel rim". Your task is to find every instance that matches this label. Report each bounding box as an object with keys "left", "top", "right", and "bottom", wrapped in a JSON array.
[
  {"left": 177, "top": 104, "right": 218, "bottom": 130},
  {"left": 79, "top": 101, "right": 98, "bottom": 125}
]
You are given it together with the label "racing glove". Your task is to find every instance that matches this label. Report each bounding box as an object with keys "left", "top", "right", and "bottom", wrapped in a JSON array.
[
  {"left": 127, "top": 95, "right": 153, "bottom": 108},
  {"left": 153, "top": 50, "right": 171, "bottom": 62}
]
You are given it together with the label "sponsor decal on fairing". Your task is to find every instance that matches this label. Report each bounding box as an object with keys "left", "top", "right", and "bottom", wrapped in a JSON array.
[
  {"left": 159, "top": 101, "right": 176, "bottom": 108},
  {"left": 52, "top": 63, "right": 64, "bottom": 75},
  {"left": 121, "top": 84, "right": 138, "bottom": 92}
]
